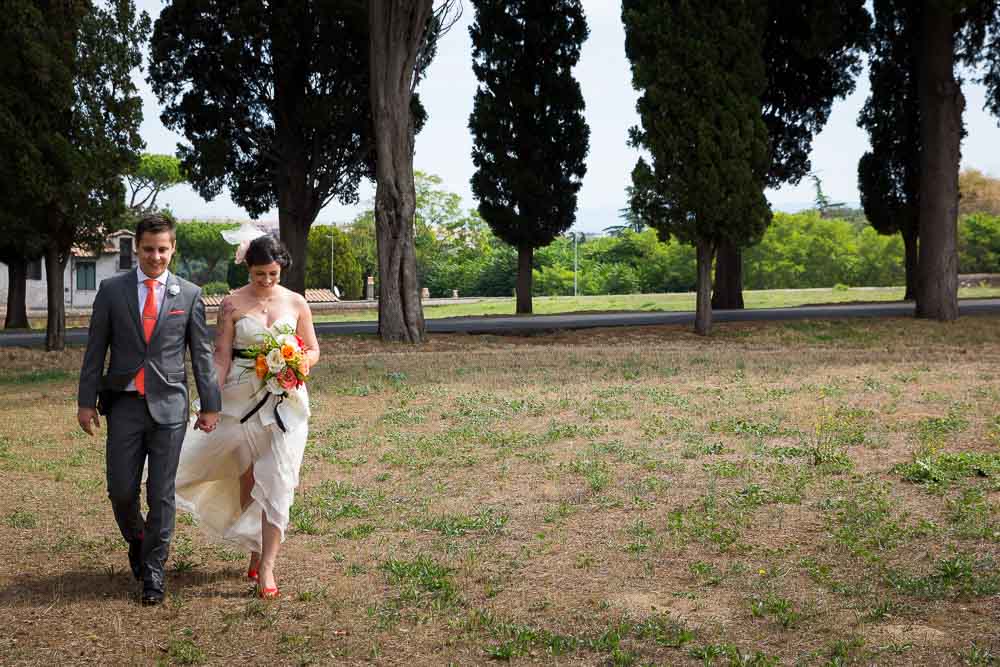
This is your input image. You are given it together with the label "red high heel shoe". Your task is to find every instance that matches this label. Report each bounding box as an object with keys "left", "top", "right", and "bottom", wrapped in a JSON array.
[
  {"left": 258, "top": 586, "right": 280, "bottom": 599},
  {"left": 247, "top": 567, "right": 259, "bottom": 581}
]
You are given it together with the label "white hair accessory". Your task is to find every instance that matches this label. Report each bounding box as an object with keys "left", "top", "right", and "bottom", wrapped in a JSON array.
[
  {"left": 234, "top": 239, "right": 251, "bottom": 265},
  {"left": 221, "top": 223, "right": 267, "bottom": 265}
]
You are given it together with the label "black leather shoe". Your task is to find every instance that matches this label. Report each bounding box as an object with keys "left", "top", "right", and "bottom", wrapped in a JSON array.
[
  {"left": 141, "top": 588, "right": 164, "bottom": 606},
  {"left": 128, "top": 536, "right": 144, "bottom": 581}
]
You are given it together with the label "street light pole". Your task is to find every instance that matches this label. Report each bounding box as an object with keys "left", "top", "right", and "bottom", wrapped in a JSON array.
[{"left": 573, "top": 231, "right": 578, "bottom": 297}]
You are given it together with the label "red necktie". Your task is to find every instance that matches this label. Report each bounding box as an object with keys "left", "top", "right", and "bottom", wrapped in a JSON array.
[{"left": 135, "top": 278, "right": 158, "bottom": 395}]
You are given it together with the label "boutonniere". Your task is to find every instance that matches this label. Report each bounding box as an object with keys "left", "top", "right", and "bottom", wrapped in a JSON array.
[{"left": 168, "top": 284, "right": 181, "bottom": 296}]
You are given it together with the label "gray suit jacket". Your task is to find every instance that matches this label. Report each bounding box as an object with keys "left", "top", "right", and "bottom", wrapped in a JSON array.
[{"left": 78, "top": 269, "right": 222, "bottom": 424}]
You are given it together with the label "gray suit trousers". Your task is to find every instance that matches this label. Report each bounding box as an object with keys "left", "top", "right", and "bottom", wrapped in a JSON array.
[{"left": 106, "top": 394, "right": 185, "bottom": 591}]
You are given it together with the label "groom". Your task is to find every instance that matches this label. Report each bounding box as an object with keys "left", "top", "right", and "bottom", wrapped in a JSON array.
[{"left": 77, "top": 213, "right": 221, "bottom": 605}]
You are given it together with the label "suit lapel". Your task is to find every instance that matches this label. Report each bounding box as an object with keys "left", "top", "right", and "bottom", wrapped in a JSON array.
[
  {"left": 149, "top": 273, "right": 179, "bottom": 345},
  {"left": 124, "top": 270, "right": 145, "bottom": 344}
]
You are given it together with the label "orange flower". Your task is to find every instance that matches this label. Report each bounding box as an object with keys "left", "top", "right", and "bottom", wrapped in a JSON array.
[
  {"left": 281, "top": 343, "right": 296, "bottom": 360},
  {"left": 255, "top": 354, "right": 268, "bottom": 379}
]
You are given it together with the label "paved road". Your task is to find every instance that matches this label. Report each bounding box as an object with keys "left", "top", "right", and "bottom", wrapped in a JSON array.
[{"left": 3, "top": 299, "right": 999, "bottom": 347}]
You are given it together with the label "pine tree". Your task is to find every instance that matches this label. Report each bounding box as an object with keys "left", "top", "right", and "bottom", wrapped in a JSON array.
[{"left": 150, "top": 1, "right": 423, "bottom": 295}]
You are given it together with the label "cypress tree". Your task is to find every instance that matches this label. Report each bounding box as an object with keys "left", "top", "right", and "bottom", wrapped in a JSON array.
[
  {"left": 468, "top": 0, "right": 590, "bottom": 315},
  {"left": 714, "top": 1, "right": 870, "bottom": 309},
  {"left": 858, "top": 0, "right": 921, "bottom": 301},
  {"left": 624, "top": 0, "right": 771, "bottom": 335}
]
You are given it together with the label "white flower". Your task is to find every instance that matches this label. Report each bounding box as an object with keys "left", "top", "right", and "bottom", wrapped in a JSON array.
[
  {"left": 265, "top": 376, "right": 284, "bottom": 395},
  {"left": 265, "top": 348, "right": 286, "bottom": 374},
  {"left": 275, "top": 333, "right": 299, "bottom": 350},
  {"left": 168, "top": 284, "right": 181, "bottom": 296}
]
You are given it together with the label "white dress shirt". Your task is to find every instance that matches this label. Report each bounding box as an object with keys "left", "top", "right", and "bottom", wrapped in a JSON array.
[{"left": 125, "top": 267, "right": 169, "bottom": 391}]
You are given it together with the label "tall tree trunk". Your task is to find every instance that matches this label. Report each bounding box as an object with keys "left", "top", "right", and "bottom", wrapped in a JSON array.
[
  {"left": 369, "top": 0, "right": 431, "bottom": 343},
  {"left": 711, "top": 240, "right": 744, "bottom": 310},
  {"left": 276, "top": 157, "right": 312, "bottom": 295},
  {"left": 4, "top": 258, "right": 30, "bottom": 329},
  {"left": 43, "top": 244, "right": 67, "bottom": 351},
  {"left": 277, "top": 210, "right": 310, "bottom": 295},
  {"left": 902, "top": 228, "right": 919, "bottom": 301},
  {"left": 915, "top": 2, "right": 962, "bottom": 321},
  {"left": 516, "top": 243, "right": 533, "bottom": 314},
  {"left": 694, "top": 239, "right": 715, "bottom": 336}
]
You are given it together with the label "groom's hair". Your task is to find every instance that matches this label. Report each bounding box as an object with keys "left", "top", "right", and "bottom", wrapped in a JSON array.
[
  {"left": 245, "top": 234, "right": 292, "bottom": 270},
  {"left": 135, "top": 212, "right": 177, "bottom": 243}
]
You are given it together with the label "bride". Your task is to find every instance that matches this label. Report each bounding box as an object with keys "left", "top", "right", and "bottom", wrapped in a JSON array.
[{"left": 175, "top": 234, "right": 320, "bottom": 598}]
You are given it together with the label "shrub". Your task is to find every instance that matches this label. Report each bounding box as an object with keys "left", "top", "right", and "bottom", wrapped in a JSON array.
[{"left": 202, "top": 281, "right": 231, "bottom": 295}]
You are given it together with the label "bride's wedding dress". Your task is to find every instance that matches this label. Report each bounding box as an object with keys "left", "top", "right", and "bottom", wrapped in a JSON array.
[{"left": 175, "top": 315, "right": 310, "bottom": 552}]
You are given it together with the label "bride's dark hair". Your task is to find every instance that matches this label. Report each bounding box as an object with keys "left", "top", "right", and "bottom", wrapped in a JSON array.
[{"left": 244, "top": 234, "right": 292, "bottom": 270}]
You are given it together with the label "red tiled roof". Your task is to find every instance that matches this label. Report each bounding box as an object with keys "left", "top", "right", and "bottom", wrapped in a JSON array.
[
  {"left": 201, "top": 294, "right": 229, "bottom": 307},
  {"left": 201, "top": 288, "right": 340, "bottom": 306},
  {"left": 304, "top": 289, "right": 339, "bottom": 303}
]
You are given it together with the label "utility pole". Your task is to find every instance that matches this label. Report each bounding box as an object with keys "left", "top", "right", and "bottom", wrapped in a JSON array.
[{"left": 329, "top": 232, "right": 335, "bottom": 291}]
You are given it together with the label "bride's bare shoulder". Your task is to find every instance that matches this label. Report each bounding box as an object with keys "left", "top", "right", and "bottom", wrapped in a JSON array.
[
  {"left": 220, "top": 287, "right": 253, "bottom": 322},
  {"left": 277, "top": 286, "right": 306, "bottom": 306}
]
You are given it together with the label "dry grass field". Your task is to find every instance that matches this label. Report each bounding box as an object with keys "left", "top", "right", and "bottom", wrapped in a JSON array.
[{"left": 1, "top": 316, "right": 999, "bottom": 666}]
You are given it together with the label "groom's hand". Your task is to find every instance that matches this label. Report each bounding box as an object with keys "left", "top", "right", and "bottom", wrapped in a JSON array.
[
  {"left": 195, "top": 411, "right": 219, "bottom": 432},
  {"left": 77, "top": 407, "right": 101, "bottom": 435}
]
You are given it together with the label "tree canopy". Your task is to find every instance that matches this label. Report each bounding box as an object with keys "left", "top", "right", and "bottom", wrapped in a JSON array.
[
  {"left": 149, "top": 0, "right": 385, "bottom": 293},
  {"left": 7, "top": 0, "right": 148, "bottom": 348},
  {"left": 126, "top": 152, "right": 185, "bottom": 213},
  {"left": 762, "top": 2, "right": 870, "bottom": 187},
  {"left": 0, "top": 0, "right": 64, "bottom": 327},
  {"left": 959, "top": 168, "right": 1000, "bottom": 216},
  {"left": 468, "top": 0, "right": 590, "bottom": 314},
  {"left": 343, "top": 171, "right": 494, "bottom": 298},
  {"left": 174, "top": 221, "right": 239, "bottom": 286}
]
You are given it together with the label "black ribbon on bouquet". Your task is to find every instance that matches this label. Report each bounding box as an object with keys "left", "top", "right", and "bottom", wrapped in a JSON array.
[{"left": 240, "top": 392, "right": 287, "bottom": 433}]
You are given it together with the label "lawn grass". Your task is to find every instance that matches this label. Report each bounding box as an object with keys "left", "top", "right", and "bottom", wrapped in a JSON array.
[
  {"left": 311, "top": 285, "right": 1000, "bottom": 323},
  {"left": 19, "top": 285, "right": 1000, "bottom": 329},
  {"left": 1, "top": 316, "right": 999, "bottom": 664}
]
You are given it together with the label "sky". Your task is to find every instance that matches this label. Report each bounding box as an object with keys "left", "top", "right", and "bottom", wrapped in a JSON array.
[{"left": 133, "top": 0, "right": 1000, "bottom": 234}]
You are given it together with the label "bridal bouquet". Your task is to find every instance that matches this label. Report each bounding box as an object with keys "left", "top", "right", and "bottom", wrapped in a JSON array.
[{"left": 237, "top": 324, "right": 309, "bottom": 395}]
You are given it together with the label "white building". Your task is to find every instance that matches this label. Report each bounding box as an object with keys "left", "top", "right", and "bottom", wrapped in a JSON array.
[{"left": 0, "top": 230, "right": 136, "bottom": 310}]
